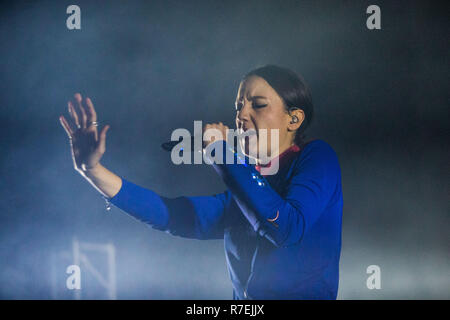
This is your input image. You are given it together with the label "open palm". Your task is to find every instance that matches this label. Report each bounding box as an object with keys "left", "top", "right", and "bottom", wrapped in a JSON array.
[{"left": 59, "top": 93, "right": 110, "bottom": 173}]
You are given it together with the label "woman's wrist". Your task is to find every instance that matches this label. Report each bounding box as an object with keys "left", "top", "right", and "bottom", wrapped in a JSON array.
[
  {"left": 79, "top": 162, "right": 122, "bottom": 199},
  {"left": 81, "top": 162, "right": 102, "bottom": 178}
]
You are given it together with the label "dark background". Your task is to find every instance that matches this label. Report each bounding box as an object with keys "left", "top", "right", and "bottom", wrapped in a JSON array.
[{"left": 0, "top": 0, "right": 448, "bottom": 299}]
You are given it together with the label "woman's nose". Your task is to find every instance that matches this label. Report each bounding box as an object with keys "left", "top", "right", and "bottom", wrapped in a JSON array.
[{"left": 237, "top": 102, "right": 251, "bottom": 122}]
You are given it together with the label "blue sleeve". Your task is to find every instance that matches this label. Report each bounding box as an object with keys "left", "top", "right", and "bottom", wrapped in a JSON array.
[
  {"left": 205, "top": 139, "right": 341, "bottom": 247},
  {"left": 107, "top": 178, "right": 231, "bottom": 240}
]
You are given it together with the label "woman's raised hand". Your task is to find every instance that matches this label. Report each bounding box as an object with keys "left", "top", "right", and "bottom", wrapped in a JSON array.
[{"left": 59, "top": 93, "right": 110, "bottom": 173}]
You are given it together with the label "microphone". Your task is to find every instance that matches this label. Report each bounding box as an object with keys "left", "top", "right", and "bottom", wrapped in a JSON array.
[
  {"left": 161, "top": 136, "right": 198, "bottom": 152},
  {"left": 161, "top": 136, "right": 238, "bottom": 153}
]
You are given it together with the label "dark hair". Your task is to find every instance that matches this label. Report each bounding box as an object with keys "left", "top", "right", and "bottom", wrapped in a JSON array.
[{"left": 242, "top": 64, "right": 314, "bottom": 148}]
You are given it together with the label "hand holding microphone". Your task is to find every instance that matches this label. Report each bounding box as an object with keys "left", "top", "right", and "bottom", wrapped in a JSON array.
[
  {"left": 161, "top": 122, "right": 230, "bottom": 152},
  {"left": 202, "top": 122, "right": 229, "bottom": 148}
]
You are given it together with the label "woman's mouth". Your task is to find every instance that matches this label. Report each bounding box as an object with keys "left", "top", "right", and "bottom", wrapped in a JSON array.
[{"left": 238, "top": 127, "right": 257, "bottom": 136}]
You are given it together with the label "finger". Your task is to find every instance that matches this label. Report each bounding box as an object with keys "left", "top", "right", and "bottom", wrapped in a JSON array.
[
  {"left": 97, "top": 125, "right": 110, "bottom": 153},
  {"left": 85, "top": 97, "right": 97, "bottom": 123},
  {"left": 85, "top": 97, "right": 98, "bottom": 140},
  {"left": 59, "top": 115, "right": 74, "bottom": 139},
  {"left": 74, "top": 93, "right": 87, "bottom": 129},
  {"left": 68, "top": 101, "right": 80, "bottom": 128}
]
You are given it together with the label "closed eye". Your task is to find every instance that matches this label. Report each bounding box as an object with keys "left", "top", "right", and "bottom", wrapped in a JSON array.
[
  {"left": 253, "top": 104, "right": 267, "bottom": 109},
  {"left": 235, "top": 101, "right": 268, "bottom": 111}
]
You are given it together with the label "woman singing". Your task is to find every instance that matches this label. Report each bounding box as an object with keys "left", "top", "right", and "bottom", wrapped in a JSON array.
[{"left": 59, "top": 65, "right": 343, "bottom": 300}]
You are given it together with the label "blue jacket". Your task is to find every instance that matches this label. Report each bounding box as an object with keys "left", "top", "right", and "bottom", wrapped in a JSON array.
[{"left": 107, "top": 138, "right": 343, "bottom": 299}]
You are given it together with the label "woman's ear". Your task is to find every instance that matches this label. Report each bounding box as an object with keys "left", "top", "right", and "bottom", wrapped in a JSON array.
[{"left": 287, "top": 108, "right": 305, "bottom": 131}]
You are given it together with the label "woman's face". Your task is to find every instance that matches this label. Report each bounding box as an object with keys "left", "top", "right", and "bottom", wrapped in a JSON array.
[{"left": 235, "top": 75, "right": 295, "bottom": 162}]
